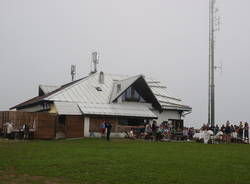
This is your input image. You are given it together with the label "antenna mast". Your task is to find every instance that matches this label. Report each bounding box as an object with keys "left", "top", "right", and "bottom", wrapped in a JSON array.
[
  {"left": 208, "top": 0, "right": 220, "bottom": 126},
  {"left": 90, "top": 51, "right": 99, "bottom": 75},
  {"left": 70, "top": 65, "right": 76, "bottom": 82}
]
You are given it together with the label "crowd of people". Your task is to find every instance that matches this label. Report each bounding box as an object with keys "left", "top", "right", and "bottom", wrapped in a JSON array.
[
  {"left": 1, "top": 121, "right": 32, "bottom": 140},
  {"left": 199, "top": 121, "right": 249, "bottom": 143},
  {"left": 127, "top": 120, "right": 194, "bottom": 141},
  {"left": 125, "top": 120, "right": 249, "bottom": 144},
  {"left": 2, "top": 118, "right": 249, "bottom": 144}
]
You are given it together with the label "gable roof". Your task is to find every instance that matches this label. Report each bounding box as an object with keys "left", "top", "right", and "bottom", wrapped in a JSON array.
[
  {"left": 10, "top": 72, "right": 192, "bottom": 112},
  {"left": 109, "top": 75, "right": 142, "bottom": 103}
]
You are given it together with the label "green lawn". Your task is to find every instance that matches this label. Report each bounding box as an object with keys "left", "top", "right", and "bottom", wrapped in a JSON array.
[{"left": 0, "top": 139, "right": 250, "bottom": 184}]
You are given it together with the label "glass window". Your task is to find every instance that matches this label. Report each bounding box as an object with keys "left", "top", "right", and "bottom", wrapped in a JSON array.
[{"left": 121, "top": 86, "right": 146, "bottom": 102}]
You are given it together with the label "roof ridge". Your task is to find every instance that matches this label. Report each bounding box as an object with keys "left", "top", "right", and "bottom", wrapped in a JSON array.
[
  {"left": 39, "top": 84, "right": 60, "bottom": 87},
  {"left": 114, "top": 74, "right": 142, "bottom": 83}
]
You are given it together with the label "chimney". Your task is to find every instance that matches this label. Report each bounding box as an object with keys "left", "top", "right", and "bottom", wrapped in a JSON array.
[
  {"left": 117, "top": 84, "right": 121, "bottom": 93},
  {"left": 99, "top": 71, "right": 104, "bottom": 84}
]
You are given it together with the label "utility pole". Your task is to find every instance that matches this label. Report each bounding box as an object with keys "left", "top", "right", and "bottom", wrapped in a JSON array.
[{"left": 208, "top": 0, "right": 220, "bottom": 126}]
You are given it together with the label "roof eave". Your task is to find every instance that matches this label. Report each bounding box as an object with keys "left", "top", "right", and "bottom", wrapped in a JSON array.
[{"left": 162, "top": 106, "right": 192, "bottom": 111}]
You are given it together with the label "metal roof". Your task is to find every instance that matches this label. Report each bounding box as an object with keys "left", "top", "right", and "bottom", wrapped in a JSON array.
[
  {"left": 45, "top": 72, "right": 191, "bottom": 111},
  {"left": 78, "top": 102, "right": 157, "bottom": 118},
  {"left": 12, "top": 72, "right": 191, "bottom": 112},
  {"left": 54, "top": 101, "right": 156, "bottom": 118},
  {"left": 54, "top": 102, "right": 82, "bottom": 115},
  {"left": 45, "top": 73, "right": 113, "bottom": 104},
  {"left": 39, "top": 85, "right": 60, "bottom": 95}
]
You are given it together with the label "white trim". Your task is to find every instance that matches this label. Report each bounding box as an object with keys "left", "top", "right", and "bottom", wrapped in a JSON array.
[{"left": 84, "top": 117, "right": 90, "bottom": 137}]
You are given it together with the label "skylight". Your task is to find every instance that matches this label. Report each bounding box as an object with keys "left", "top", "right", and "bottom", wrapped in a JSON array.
[{"left": 96, "top": 87, "right": 102, "bottom": 91}]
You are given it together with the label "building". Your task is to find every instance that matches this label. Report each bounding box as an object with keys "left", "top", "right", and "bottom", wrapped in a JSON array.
[{"left": 10, "top": 72, "right": 192, "bottom": 138}]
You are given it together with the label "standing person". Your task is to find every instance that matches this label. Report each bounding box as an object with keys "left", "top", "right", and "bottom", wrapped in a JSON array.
[
  {"left": 214, "top": 125, "right": 219, "bottom": 135},
  {"left": 6, "top": 122, "right": 13, "bottom": 139},
  {"left": 100, "top": 121, "right": 106, "bottom": 138},
  {"left": 221, "top": 124, "right": 225, "bottom": 133},
  {"left": 152, "top": 121, "right": 157, "bottom": 141},
  {"left": 239, "top": 121, "right": 244, "bottom": 141},
  {"left": 23, "top": 123, "right": 30, "bottom": 140},
  {"left": 144, "top": 123, "right": 152, "bottom": 140},
  {"left": 244, "top": 122, "right": 249, "bottom": 143},
  {"left": 225, "top": 121, "right": 231, "bottom": 143},
  {"left": 106, "top": 122, "right": 112, "bottom": 141}
]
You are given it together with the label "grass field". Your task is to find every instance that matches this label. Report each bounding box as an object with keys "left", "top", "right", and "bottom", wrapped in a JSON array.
[{"left": 0, "top": 139, "right": 250, "bottom": 184}]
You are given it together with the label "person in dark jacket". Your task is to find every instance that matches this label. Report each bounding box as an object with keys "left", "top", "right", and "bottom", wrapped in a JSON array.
[
  {"left": 224, "top": 121, "right": 231, "bottom": 143},
  {"left": 106, "top": 122, "right": 112, "bottom": 141},
  {"left": 23, "top": 123, "right": 30, "bottom": 140},
  {"left": 239, "top": 121, "right": 244, "bottom": 140},
  {"left": 152, "top": 121, "right": 157, "bottom": 141},
  {"left": 244, "top": 122, "right": 249, "bottom": 143}
]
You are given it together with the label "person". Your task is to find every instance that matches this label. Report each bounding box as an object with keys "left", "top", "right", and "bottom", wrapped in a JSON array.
[
  {"left": 152, "top": 121, "right": 157, "bottom": 141},
  {"left": 100, "top": 121, "right": 106, "bottom": 138},
  {"left": 214, "top": 124, "right": 219, "bottom": 135},
  {"left": 129, "top": 128, "right": 136, "bottom": 139},
  {"left": 244, "top": 122, "right": 249, "bottom": 143},
  {"left": 183, "top": 128, "right": 189, "bottom": 140},
  {"left": 106, "top": 122, "right": 112, "bottom": 141},
  {"left": 188, "top": 128, "right": 194, "bottom": 140},
  {"left": 221, "top": 124, "right": 225, "bottom": 133},
  {"left": 224, "top": 121, "right": 231, "bottom": 143},
  {"left": 145, "top": 123, "right": 151, "bottom": 133},
  {"left": 23, "top": 123, "right": 30, "bottom": 140},
  {"left": 6, "top": 122, "right": 13, "bottom": 139},
  {"left": 239, "top": 121, "right": 244, "bottom": 141},
  {"left": 144, "top": 123, "right": 152, "bottom": 140}
]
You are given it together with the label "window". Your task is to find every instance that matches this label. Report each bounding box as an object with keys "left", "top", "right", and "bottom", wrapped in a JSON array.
[
  {"left": 96, "top": 87, "right": 102, "bottom": 91},
  {"left": 118, "top": 118, "right": 146, "bottom": 126},
  {"left": 122, "top": 87, "right": 145, "bottom": 102}
]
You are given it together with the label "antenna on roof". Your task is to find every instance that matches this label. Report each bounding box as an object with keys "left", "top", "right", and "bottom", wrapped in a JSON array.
[
  {"left": 70, "top": 65, "right": 76, "bottom": 81},
  {"left": 90, "top": 51, "right": 99, "bottom": 75}
]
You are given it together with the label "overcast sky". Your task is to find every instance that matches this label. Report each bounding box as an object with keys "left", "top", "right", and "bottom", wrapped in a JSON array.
[{"left": 0, "top": 0, "right": 249, "bottom": 128}]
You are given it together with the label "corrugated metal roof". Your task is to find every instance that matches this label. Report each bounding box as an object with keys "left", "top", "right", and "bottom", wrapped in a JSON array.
[
  {"left": 46, "top": 73, "right": 113, "bottom": 104},
  {"left": 44, "top": 72, "right": 191, "bottom": 111},
  {"left": 78, "top": 102, "right": 157, "bottom": 118},
  {"left": 145, "top": 79, "right": 191, "bottom": 110},
  {"left": 13, "top": 72, "right": 191, "bottom": 112},
  {"left": 54, "top": 101, "right": 82, "bottom": 115}
]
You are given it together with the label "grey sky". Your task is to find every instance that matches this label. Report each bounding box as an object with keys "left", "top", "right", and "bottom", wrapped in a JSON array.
[{"left": 0, "top": 0, "right": 249, "bottom": 128}]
